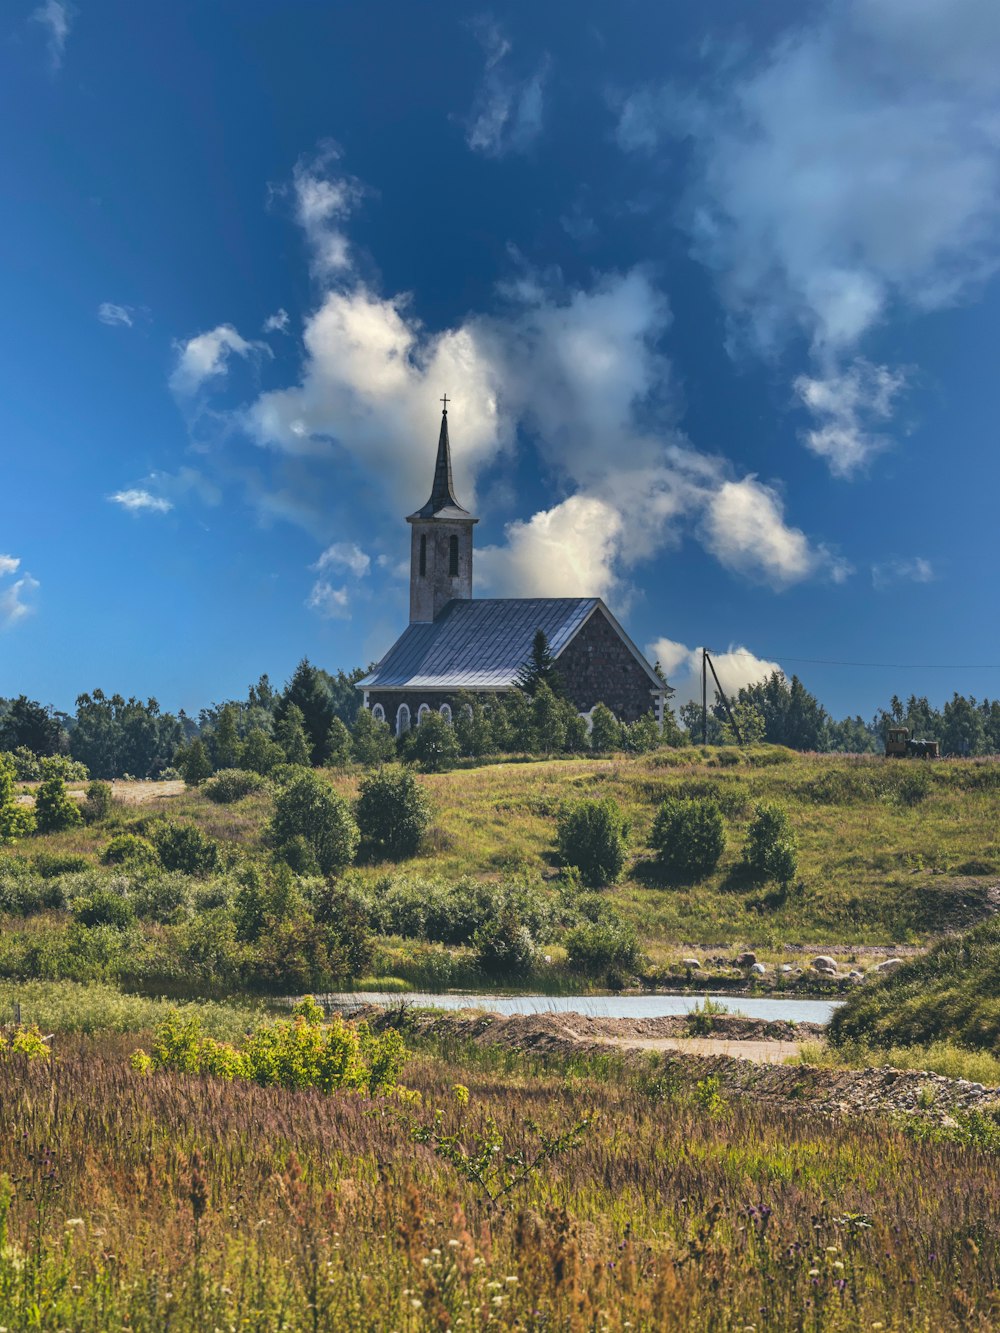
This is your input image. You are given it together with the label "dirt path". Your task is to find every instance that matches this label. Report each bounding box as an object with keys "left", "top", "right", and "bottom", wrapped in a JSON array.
[
  {"left": 17, "top": 779, "right": 186, "bottom": 807},
  {"left": 595, "top": 1035, "right": 804, "bottom": 1064}
]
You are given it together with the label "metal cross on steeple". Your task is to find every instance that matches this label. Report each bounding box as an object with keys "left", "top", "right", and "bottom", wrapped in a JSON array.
[{"left": 440, "top": 393, "right": 449, "bottom": 413}]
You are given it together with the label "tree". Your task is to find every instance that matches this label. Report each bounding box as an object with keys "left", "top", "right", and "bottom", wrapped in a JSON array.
[
  {"left": 514, "top": 629, "right": 564, "bottom": 697},
  {"left": 623, "top": 713, "right": 661, "bottom": 754},
  {"left": 270, "top": 772, "right": 359, "bottom": 876},
  {"left": 501, "top": 691, "right": 537, "bottom": 753},
  {"left": 0, "top": 696, "right": 64, "bottom": 756},
  {"left": 351, "top": 708, "right": 396, "bottom": 766},
  {"left": 474, "top": 906, "right": 536, "bottom": 979},
  {"left": 454, "top": 693, "right": 494, "bottom": 758},
  {"left": 742, "top": 803, "right": 797, "bottom": 885},
  {"left": 412, "top": 711, "right": 459, "bottom": 772},
  {"left": 941, "top": 693, "right": 987, "bottom": 757},
  {"left": 211, "top": 704, "right": 243, "bottom": 770},
  {"left": 241, "top": 729, "right": 285, "bottom": 775},
  {"left": 274, "top": 704, "right": 312, "bottom": 766},
  {"left": 531, "top": 683, "right": 566, "bottom": 753},
  {"left": 650, "top": 797, "right": 725, "bottom": 880},
  {"left": 277, "top": 660, "right": 335, "bottom": 765},
  {"left": 720, "top": 700, "right": 766, "bottom": 747},
  {"left": 355, "top": 765, "right": 431, "bottom": 859},
  {"left": 556, "top": 797, "right": 630, "bottom": 886},
  {"left": 34, "top": 772, "right": 83, "bottom": 833},
  {"left": 325, "top": 717, "right": 353, "bottom": 767},
  {"left": 589, "top": 703, "right": 622, "bottom": 753},
  {"left": 0, "top": 753, "right": 35, "bottom": 844},
  {"left": 177, "top": 737, "right": 213, "bottom": 786},
  {"left": 72, "top": 691, "right": 181, "bottom": 778}
]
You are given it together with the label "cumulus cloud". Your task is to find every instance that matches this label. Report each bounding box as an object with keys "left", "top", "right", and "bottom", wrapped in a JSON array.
[
  {"left": 306, "top": 580, "right": 351, "bottom": 619},
  {"left": 647, "top": 637, "right": 783, "bottom": 707},
  {"left": 872, "top": 555, "right": 935, "bottom": 589},
  {"left": 263, "top": 308, "right": 290, "bottom": 334},
  {"left": 107, "top": 489, "right": 173, "bottom": 515},
  {"left": 702, "top": 476, "right": 849, "bottom": 587},
  {"left": 314, "top": 541, "right": 371, "bottom": 578},
  {"left": 619, "top": 0, "right": 1000, "bottom": 473},
  {"left": 465, "top": 19, "right": 547, "bottom": 157},
  {"left": 794, "top": 360, "right": 907, "bottom": 477},
  {"left": 97, "top": 302, "right": 134, "bottom": 328},
  {"left": 31, "top": 0, "right": 71, "bottom": 70},
  {"left": 478, "top": 494, "right": 625, "bottom": 601},
  {"left": 0, "top": 557, "right": 39, "bottom": 629},
  {"left": 170, "top": 324, "right": 265, "bottom": 396},
  {"left": 291, "top": 145, "right": 363, "bottom": 280}
]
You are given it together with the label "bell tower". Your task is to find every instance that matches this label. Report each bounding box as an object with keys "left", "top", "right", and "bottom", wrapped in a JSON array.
[{"left": 406, "top": 398, "right": 478, "bottom": 623}]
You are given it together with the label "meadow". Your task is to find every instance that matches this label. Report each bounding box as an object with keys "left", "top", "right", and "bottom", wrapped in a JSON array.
[{"left": 1, "top": 1009, "right": 999, "bottom": 1331}]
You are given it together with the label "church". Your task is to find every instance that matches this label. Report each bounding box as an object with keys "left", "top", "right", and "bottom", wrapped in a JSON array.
[{"left": 357, "top": 404, "right": 668, "bottom": 735}]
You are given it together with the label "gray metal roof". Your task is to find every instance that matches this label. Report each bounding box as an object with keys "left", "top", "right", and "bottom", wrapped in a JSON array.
[{"left": 358, "top": 598, "right": 604, "bottom": 690}]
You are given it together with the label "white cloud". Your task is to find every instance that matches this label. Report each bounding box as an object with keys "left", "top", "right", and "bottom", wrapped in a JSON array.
[
  {"left": 701, "top": 476, "right": 848, "bottom": 587},
  {"left": 794, "top": 360, "right": 907, "bottom": 477},
  {"left": 107, "top": 489, "right": 173, "bottom": 515},
  {"left": 306, "top": 580, "right": 351, "bottom": 619},
  {"left": 31, "top": 0, "right": 71, "bottom": 70},
  {"left": 621, "top": 0, "right": 1000, "bottom": 474},
  {"left": 478, "top": 494, "right": 625, "bottom": 601},
  {"left": 97, "top": 302, "right": 134, "bottom": 328},
  {"left": 646, "top": 637, "right": 783, "bottom": 707},
  {"left": 291, "top": 145, "right": 362, "bottom": 281},
  {"left": 314, "top": 541, "right": 371, "bottom": 578},
  {"left": 872, "top": 555, "right": 935, "bottom": 589},
  {"left": 465, "top": 20, "right": 548, "bottom": 157},
  {"left": 170, "top": 324, "right": 264, "bottom": 396},
  {"left": 0, "top": 557, "right": 38, "bottom": 629},
  {"left": 263, "top": 308, "right": 290, "bottom": 334}
]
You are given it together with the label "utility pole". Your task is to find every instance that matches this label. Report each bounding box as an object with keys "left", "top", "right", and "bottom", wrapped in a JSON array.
[{"left": 702, "top": 648, "right": 708, "bottom": 746}]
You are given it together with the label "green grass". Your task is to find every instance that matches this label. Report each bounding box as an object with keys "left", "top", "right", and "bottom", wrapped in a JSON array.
[{"left": 794, "top": 1037, "right": 1000, "bottom": 1085}]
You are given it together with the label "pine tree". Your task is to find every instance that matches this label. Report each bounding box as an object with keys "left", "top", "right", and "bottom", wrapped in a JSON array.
[
  {"left": 514, "top": 629, "right": 565, "bottom": 697},
  {"left": 274, "top": 704, "right": 312, "bottom": 766},
  {"left": 590, "top": 703, "right": 623, "bottom": 753},
  {"left": 326, "top": 716, "right": 353, "bottom": 767},
  {"left": 177, "top": 737, "right": 213, "bottom": 786},
  {"left": 351, "top": 707, "right": 397, "bottom": 766},
  {"left": 34, "top": 772, "right": 83, "bottom": 832},
  {"left": 277, "top": 659, "right": 334, "bottom": 765},
  {"left": 212, "top": 703, "right": 243, "bottom": 770},
  {"left": 532, "top": 683, "right": 567, "bottom": 753}
]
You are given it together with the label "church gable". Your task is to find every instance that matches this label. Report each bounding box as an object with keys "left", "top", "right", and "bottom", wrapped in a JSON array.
[{"left": 554, "top": 604, "right": 662, "bottom": 721}]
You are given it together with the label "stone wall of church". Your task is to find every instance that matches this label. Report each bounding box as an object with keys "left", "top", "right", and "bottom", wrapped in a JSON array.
[{"left": 556, "top": 609, "right": 659, "bottom": 722}]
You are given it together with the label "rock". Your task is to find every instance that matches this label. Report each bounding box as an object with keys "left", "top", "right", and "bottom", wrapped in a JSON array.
[
  {"left": 779, "top": 964, "right": 794, "bottom": 975},
  {"left": 811, "top": 956, "right": 838, "bottom": 973},
  {"left": 848, "top": 971, "right": 864, "bottom": 983},
  {"left": 750, "top": 963, "right": 767, "bottom": 975},
  {"left": 873, "top": 958, "right": 904, "bottom": 975},
  {"left": 682, "top": 958, "right": 702, "bottom": 970},
  {"left": 736, "top": 951, "right": 757, "bottom": 967}
]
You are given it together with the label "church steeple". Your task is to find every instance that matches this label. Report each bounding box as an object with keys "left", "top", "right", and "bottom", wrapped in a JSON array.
[
  {"left": 407, "top": 400, "right": 474, "bottom": 521},
  {"left": 406, "top": 400, "right": 478, "bottom": 623}
]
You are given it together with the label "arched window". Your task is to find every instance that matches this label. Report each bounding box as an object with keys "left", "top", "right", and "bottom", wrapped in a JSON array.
[
  {"left": 396, "top": 703, "right": 411, "bottom": 736},
  {"left": 449, "top": 534, "right": 459, "bottom": 577},
  {"left": 419, "top": 533, "right": 427, "bottom": 576},
  {"left": 439, "top": 703, "right": 452, "bottom": 724},
  {"left": 371, "top": 703, "right": 385, "bottom": 723},
  {"left": 417, "top": 703, "right": 431, "bottom": 725}
]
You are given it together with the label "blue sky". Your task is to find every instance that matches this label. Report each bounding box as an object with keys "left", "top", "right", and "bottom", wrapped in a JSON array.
[{"left": 3, "top": 0, "right": 1000, "bottom": 718}]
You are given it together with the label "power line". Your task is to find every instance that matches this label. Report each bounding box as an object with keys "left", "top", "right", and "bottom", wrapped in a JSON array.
[{"left": 706, "top": 649, "right": 1000, "bottom": 670}]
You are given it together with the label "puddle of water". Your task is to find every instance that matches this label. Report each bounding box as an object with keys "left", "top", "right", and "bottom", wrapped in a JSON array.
[{"left": 321, "top": 992, "right": 842, "bottom": 1025}]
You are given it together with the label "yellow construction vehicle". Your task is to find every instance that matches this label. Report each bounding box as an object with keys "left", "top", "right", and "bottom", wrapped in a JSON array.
[{"left": 885, "top": 726, "right": 940, "bottom": 759}]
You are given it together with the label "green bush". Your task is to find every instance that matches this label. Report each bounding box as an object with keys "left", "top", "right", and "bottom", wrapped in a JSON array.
[
  {"left": 240, "top": 730, "right": 286, "bottom": 776},
  {"left": 556, "top": 797, "right": 630, "bottom": 886},
  {"left": 411, "top": 712, "right": 459, "bottom": 772},
  {"left": 741, "top": 803, "right": 797, "bottom": 884},
  {"left": 650, "top": 796, "right": 725, "bottom": 880},
  {"left": 81, "top": 780, "right": 115, "bottom": 824},
  {"left": 473, "top": 906, "right": 536, "bottom": 979},
  {"left": 589, "top": 704, "right": 622, "bottom": 753},
  {"left": 72, "top": 889, "right": 135, "bottom": 931},
  {"left": 31, "top": 851, "right": 90, "bottom": 879},
  {"left": 566, "top": 915, "right": 641, "bottom": 981},
  {"left": 102, "top": 833, "right": 157, "bottom": 867},
  {"left": 39, "top": 755, "right": 89, "bottom": 782},
  {"left": 152, "top": 821, "right": 221, "bottom": 876},
  {"left": 351, "top": 709, "right": 396, "bottom": 766},
  {"left": 355, "top": 765, "right": 431, "bottom": 860},
  {"left": 7, "top": 747, "right": 40, "bottom": 781},
  {"left": 203, "top": 768, "right": 267, "bottom": 804},
  {"left": 270, "top": 772, "right": 359, "bottom": 876},
  {"left": 34, "top": 773, "right": 83, "bottom": 833},
  {"left": 177, "top": 738, "right": 213, "bottom": 786}
]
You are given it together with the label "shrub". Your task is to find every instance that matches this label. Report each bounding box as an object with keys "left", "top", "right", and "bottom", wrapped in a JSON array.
[
  {"left": 130, "top": 871, "right": 192, "bottom": 923},
  {"left": 355, "top": 766, "right": 431, "bottom": 860},
  {"left": 152, "top": 821, "right": 221, "bottom": 876},
  {"left": 203, "top": 768, "right": 267, "bottom": 804},
  {"left": 566, "top": 915, "right": 641, "bottom": 981},
  {"left": 556, "top": 797, "right": 630, "bottom": 886},
  {"left": 81, "top": 780, "right": 115, "bottom": 824},
  {"left": 102, "top": 833, "right": 157, "bottom": 867},
  {"left": 411, "top": 712, "right": 459, "bottom": 772},
  {"left": 351, "top": 709, "right": 397, "bottom": 766},
  {"left": 31, "top": 851, "right": 90, "bottom": 879},
  {"left": 742, "top": 803, "right": 798, "bottom": 884},
  {"left": 8, "top": 747, "right": 41, "bottom": 781},
  {"left": 0, "top": 754, "right": 34, "bottom": 845},
  {"left": 39, "top": 754, "right": 89, "bottom": 782},
  {"left": 240, "top": 730, "right": 285, "bottom": 776},
  {"left": 325, "top": 717, "right": 353, "bottom": 767},
  {"left": 589, "top": 704, "right": 622, "bottom": 753},
  {"left": 34, "top": 773, "right": 83, "bottom": 833},
  {"left": 270, "top": 773, "right": 359, "bottom": 876},
  {"left": 650, "top": 796, "right": 725, "bottom": 880},
  {"left": 474, "top": 906, "right": 536, "bottom": 979},
  {"left": 72, "top": 889, "right": 135, "bottom": 931},
  {"left": 177, "top": 738, "right": 213, "bottom": 786}
]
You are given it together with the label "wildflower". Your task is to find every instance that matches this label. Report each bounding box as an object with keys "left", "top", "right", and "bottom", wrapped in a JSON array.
[
  {"left": 448, "top": 1239, "right": 460, "bottom": 1248},
  {"left": 65, "top": 1218, "right": 85, "bottom": 1227},
  {"left": 833, "top": 1261, "right": 844, "bottom": 1270},
  {"left": 431, "top": 1248, "right": 442, "bottom": 1256},
  {"left": 808, "top": 1269, "right": 820, "bottom": 1277},
  {"left": 505, "top": 1275, "right": 518, "bottom": 1284},
  {"left": 492, "top": 1296, "right": 505, "bottom": 1306},
  {"left": 825, "top": 1246, "right": 839, "bottom": 1254},
  {"left": 410, "top": 1299, "right": 422, "bottom": 1310},
  {"left": 421, "top": 1257, "right": 431, "bottom": 1266},
  {"left": 472, "top": 1256, "right": 485, "bottom": 1266}
]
